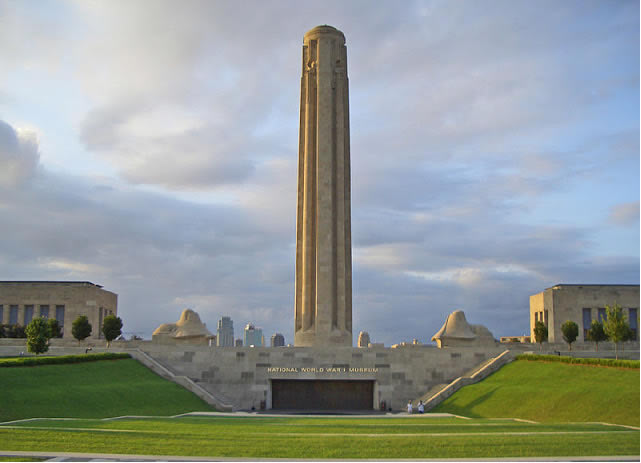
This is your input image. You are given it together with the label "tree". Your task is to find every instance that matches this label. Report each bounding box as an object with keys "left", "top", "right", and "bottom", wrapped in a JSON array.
[
  {"left": 102, "top": 315, "right": 123, "bottom": 348},
  {"left": 25, "top": 317, "right": 51, "bottom": 355},
  {"left": 47, "top": 319, "right": 63, "bottom": 339},
  {"left": 603, "top": 303, "right": 630, "bottom": 360},
  {"left": 72, "top": 315, "right": 92, "bottom": 344},
  {"left": 533, "top": 321, "right": 548, "bottom": 351},
  {"left": 561, "top": 320, "right": 579, "bottom": 351},
  {"left": 586, "top": 319, "right": 607, "bottom": 351}
]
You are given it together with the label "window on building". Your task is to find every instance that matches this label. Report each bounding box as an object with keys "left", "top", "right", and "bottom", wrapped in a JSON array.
[
  {"left": 24, "top": 305, "right": 34, "bottom": 325},
  {"left": 582, "top": 308, "right": 592, "bottom": 339},
  {"left": 0, "top": 305, "right": 3, "bottom": 324},
  {"left": 535, "top": 312, "right": 539, "bottom": 322},
  {"left": 40, "top": 305, "right": 49, "bottom": 319},
  {"left": 56, "top": 305, "right": 65, "bottom": 328},
  {"left": 9, "top": 305, "right": 18, "bottom": 325},
  {"left": 629, "top": 308, "right": 638, "bottom": 341},
  {"left": 544, "top": 310, "right": 548, "bottom": 326},
  {"left": 598, "top": 308, "right": 606, "bottom": 323}
]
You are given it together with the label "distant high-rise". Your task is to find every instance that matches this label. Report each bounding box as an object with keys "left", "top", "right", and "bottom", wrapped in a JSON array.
[
  {"left": 271, "top": 333, "right": 285, "bottom": 347},
  {"left": 357, "top": 331, "right": 370, "bottom": 348},
  {"left": 243, "top": 323, "right": 264, "bottom": 347},
  {"left": 216, "top": 316, "right": 234, "bottom": 347}
]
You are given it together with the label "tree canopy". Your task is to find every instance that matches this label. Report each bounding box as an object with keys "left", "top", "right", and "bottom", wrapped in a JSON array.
[
  {"left": 47, "top": 319, "right": 63, "bottom": 339},
  {"left": 533, "top": 321, "right": 548, "bottom": 350},
  {"left": 102, "top": 315, "right": 123, "bottom": 347},
  {"left": 603, "top": 303, "right": 630, "bottom": 360},
  {"left": 561, "top": 320, "right": 579, "bottom": 351},
  {"left": 586, "top": 319, "right": 607, "bottom": 351},
  {"left": 25, "top": 317, "right": 51, "bottom": 355},
  {"left": 72, "top": 315, "right": 92, "bottom": 344}
]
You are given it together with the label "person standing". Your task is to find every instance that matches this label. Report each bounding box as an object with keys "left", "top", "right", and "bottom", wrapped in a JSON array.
[
  {"left": 418, "top": 400, "right": 424, "bottom": 414},
  {"left": 407, "top": 401, "right": 413, "bottom": 414}
]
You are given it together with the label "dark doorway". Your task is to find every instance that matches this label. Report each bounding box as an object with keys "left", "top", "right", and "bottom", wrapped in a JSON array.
[{"left": 271, "top": 380, "right": 374, "bottom": 410}]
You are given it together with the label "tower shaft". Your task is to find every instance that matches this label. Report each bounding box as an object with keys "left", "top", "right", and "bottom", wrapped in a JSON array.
[{"left": 294, "top": 25, "right": 352, "bottom": 347}]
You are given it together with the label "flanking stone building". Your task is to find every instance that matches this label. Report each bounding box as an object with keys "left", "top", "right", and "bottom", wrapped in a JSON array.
[
  {"left": 0, "top": 281, "right": 117, "bottom": 340},
  {"left": 529, "top": 284, "right": 640, "bottom": 343}
]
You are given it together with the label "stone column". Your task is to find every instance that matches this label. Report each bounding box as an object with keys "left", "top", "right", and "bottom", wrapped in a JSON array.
[{"left": 294, "top": 25, "right": 352, "bottom": 347}]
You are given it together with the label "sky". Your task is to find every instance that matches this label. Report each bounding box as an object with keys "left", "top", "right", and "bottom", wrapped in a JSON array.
[{"left": 0, "top": 0, "right": 639, "bottom": 346}]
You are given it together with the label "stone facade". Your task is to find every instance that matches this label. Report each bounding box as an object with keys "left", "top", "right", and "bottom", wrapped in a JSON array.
[
  {"left": 530, "top": 284, "right": 640, "bottom": 343},
  {"left": 141, "top": 343, "right": 506, "bottom": 411},
  {"left": 295, "top": 25, "right": 352, "bottom": 347},
  {"left": 0, "top": 281, "right": 117, "bottom": 340}
]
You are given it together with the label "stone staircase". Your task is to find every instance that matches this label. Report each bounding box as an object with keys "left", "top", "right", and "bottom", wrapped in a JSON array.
[
  {"left": 130, "top": 349, "right": 233, "bottom": 412},
  {"left": 420, "top": 349, "right": 514, "bottom": 412}
]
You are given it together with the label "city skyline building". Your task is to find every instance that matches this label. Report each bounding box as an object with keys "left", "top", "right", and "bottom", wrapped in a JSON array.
[
  {"left": 271, "top": 333, "right": 285, "bottom": 347},
  {"left": 216, "top": 316, "right": 234, "bottom": 347},
  {"left": 243, "top": 323, "right": 264, "bottom": 347},
  {"left": 357, "top": 331, "right": 370, "bottom": 348}
]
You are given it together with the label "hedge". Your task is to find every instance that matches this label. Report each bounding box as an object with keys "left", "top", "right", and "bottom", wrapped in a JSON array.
[
  {"left": 0, "top": 352, "right": 131, "bottom": 367},
  {"left": 516, "top": 354, "right": 639, "bottom": 369}
]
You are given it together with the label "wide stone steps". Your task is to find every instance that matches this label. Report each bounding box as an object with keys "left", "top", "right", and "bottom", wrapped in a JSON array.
[
  {"left": 416, "top": 383, "right": 449, "bottom": 405},
  {"left": 419, "top": 350, "right": 514, "bottom": 412},
  {"left": 130, "top": 349, "right": 234, "bottom": 412}
]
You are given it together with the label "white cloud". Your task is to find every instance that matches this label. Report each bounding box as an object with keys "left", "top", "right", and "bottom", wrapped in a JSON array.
[{"left": 0, "top": 120, "right": 40, "bottom": 187}]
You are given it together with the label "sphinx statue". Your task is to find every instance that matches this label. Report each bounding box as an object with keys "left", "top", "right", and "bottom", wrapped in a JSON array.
[
  {"left": 431, "top": 310, "right": 496, "bottom": 348},
  {"left": 152, "top": 309, "right": 214, "bottom": 344}
]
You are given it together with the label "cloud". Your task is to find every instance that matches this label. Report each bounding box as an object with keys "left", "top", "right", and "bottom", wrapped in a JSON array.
[
  {"left": 0, "top": 1, "right": 638, "bottom": 347},
  {"left": 609, "top": 201, "right": 640, "bottom": 227},
  {"left": 0, "top": 119, "right": 40, "bottom": 187}
]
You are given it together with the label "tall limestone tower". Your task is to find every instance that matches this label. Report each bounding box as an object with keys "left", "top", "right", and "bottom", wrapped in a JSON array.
[{"left": 294, "top": 25, "right": 352, "bottom": 347}]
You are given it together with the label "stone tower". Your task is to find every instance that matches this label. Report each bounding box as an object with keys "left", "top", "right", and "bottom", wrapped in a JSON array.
[{"left": 294, "top": 25, "right": 352, "bottom": 347}]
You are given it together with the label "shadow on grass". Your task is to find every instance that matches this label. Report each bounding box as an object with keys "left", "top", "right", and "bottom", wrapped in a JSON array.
[{"left": 433, "top": 386, "right": 499, "bottom": 418}]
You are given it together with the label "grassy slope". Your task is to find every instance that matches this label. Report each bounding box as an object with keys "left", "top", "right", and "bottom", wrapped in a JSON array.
[
  {"left": 432, "top": 359, "right": 640, "bottom": 426},
  {"left": 0, "top": 416, "right": 638, "bottom": 458},
  {"left": 0, "top": 359, "right": 213, "bottom": 422}
]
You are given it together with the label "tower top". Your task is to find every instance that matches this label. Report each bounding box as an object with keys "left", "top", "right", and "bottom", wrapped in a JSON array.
[{"left": 304, "top": 25, "right": 345, "bottom": 41}]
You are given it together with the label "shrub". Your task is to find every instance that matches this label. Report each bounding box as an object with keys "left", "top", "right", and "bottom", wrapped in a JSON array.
[
  {"left": 0, "top": 352, "right": 131, "bottom": 367},
  {"left": 7, "top": 324, "right": 27, "bottom": 338},
  {"left": 516, "top": 354, "right": 639, "bottom": 369}
]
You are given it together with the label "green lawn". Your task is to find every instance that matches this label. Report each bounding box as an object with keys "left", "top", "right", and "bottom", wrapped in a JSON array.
[
  {"left": 0, "top": 359, "right": 214, "bottom": 422},
  {"left": 433, "top": 359, "right": 640, "bottom": 426},
  {"left": 0, "top": 416, "right": 638, "bottom": 459}
]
